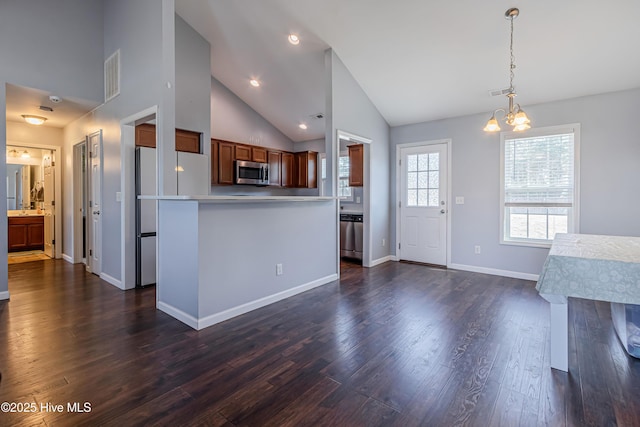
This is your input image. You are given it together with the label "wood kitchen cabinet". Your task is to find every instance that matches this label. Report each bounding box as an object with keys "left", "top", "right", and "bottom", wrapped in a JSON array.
[
  {"left": 348, "top": 144, "right": 364, "bottom": 187},
  {"left": 8, "top": 216, "right": 44, "bottom": 252},
  {"left": 281, "top": 152, "right": 295, "bottom": 187},
  {"left": 268, "top": 151, "right": 282, "bottom": 186},
  {"left": 175, "top": 129, "right": 201, "bottom": 153},
  {"left": 295, "top": 151, "right": 318, "bottom": 188},
  {"left": 252, "top": 147, "right": 267, "bottom": 163},
  {"left": 135, "top": 123, "right": 156, "bottom": 148},
  {"left": 211, "top": 140, "right": 219, "bottom": 185},
  {"left": 234, "top": 144, "right": 251, "bottom": 161},
  {"left": 217, "top": 140, "right": 235, "bottom": 185},
  {"left": 135, "top": 124, "right": 201, "bottom": 153},
  {"left": 236, "top": 144, "right": 267, "bottom": 163}
]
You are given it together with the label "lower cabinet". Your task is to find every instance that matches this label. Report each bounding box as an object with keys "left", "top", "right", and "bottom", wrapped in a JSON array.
[{"left": 8, "top": 216, "right": 44, "bottom": 252}]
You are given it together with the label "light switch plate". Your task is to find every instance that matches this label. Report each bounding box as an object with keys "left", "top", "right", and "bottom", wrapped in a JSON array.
[
  {"left": 455, "top": 196, "right": 464, "bottom": 205},
  {"left": 116, "top": 192, "right": 122, "bottom": 202}
]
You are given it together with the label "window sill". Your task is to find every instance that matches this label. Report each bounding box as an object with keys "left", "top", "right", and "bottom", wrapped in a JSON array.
[{"left": 500, "top": 239, "right": 552, "bottom": 249}]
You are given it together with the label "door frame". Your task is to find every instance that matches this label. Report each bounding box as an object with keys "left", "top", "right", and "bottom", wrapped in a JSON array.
[
  {"left": 6, "top": 140, "right": 62, "bottom": 259},
  {"left": 72, "top": 140, "right": 86, "bottom": 263},
  {"left": 120, "top": 106, "right": 158, "bottom": 291},
  {"left": 395, "top": 139, "right": 452, "bottom": 267},
  {"left": 335, "top": 130, "right": 372, "bottom": 270},
  {"left": 86, "top": 130, "right": 103, "bottom": 275}
]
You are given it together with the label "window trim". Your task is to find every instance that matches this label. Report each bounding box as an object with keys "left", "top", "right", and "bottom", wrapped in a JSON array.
[
  {"left": 338, "top": 151, "right": 353, "bottom": 201},
  {"left": 499, "top": 123, "right": 581, "bottom": 248}
]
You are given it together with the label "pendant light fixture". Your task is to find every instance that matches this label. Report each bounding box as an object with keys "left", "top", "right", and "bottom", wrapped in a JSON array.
[{"left": 483, "top": 8, "right": 531, "bottom": 132}]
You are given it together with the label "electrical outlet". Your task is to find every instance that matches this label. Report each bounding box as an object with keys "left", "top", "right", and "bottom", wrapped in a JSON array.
[
  {"left": 382, "top": 238, "right": 386, "bottom": 247},
  {"left": 474, "top": 245, "right": 481, "bottom": 254},
  {"left": 356, "top": 196, "right": 361, "bottom": 203},
  {"left": 276, "top": 263, "right": 283, "bottom": 276}
]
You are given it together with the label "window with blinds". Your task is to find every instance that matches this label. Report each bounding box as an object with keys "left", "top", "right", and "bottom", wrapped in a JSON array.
[
  {"left": 500, "top": 126, "right": 579, "bottom": 246},
  {"left": 338, "top": 154, "right": 352, "bottom": 200}
]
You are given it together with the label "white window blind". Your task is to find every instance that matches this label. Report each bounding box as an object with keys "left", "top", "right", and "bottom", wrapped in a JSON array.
[
  {"left": 338, "top": 154, "right": 352, "bottom": 200},
  {"left": 501, "top": 127, "right": 578, "bottom": 246}
]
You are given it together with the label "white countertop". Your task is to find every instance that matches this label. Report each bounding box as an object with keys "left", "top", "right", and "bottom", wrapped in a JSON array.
[{"left": 139, "top": 195, "right": 337, "bottom": 203}]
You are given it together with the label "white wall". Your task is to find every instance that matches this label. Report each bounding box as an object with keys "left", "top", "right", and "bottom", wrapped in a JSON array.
[
  {"left": 327, "top": 50, "right": 391, "bottom": 263},
  {"left": 0, "top": 0, "right": 105, "bottom": 297},
  {"left": 6, "top": 122, "right": 64, "bottom": 148},
  {"left": 390, "top": 88, "right": 640, "bottom": 276}
]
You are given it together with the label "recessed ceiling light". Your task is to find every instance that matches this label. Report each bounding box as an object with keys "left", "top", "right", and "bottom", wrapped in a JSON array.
[
  {"left": 21, "top": 115, "right": 47, "bottom": 125},
  {"left": 249, "top": 79, "right": 260, "bottom": 87},
  {"left": 299, "top": 123, "right": 308, "bottom": 130},
  {"left": 288, "top": 34, "right": 300, "bottom": 45}
]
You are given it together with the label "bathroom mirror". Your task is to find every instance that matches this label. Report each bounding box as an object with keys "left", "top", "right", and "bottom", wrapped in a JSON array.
[{"left": 6, "top": 164, "right": 43, "bottom": 210}]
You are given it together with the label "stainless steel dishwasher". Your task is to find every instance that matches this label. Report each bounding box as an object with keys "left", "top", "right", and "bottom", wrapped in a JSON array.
[{"left": 340, "top": 213, "right": 363, "bottom": 260}]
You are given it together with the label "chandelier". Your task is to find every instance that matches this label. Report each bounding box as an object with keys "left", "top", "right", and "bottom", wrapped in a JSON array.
[{"left": 483, "top": 8, "right": 531, "bottom": 132}]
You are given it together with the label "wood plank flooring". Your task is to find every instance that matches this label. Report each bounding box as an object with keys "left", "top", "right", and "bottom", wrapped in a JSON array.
[{"left": 1, "top": 259, "right": 640, "bottom": 426}]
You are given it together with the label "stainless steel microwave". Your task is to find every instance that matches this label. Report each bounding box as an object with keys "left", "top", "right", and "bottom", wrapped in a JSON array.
[{"left": 235, "top": 160, "right": 269, "bottom": 185}]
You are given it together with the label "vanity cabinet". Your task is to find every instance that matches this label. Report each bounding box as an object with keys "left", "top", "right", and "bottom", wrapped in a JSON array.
[
  {"left": 348, "top": 144, "right": 364, "bottom": 187},
  {"left": 8, "top": 216, "right": 44, "bottom": 252}
]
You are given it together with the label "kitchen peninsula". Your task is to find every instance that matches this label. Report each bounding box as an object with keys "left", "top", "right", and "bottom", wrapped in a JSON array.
[{"left": 143, "top": 195, "right": 338, "bottom": 329}]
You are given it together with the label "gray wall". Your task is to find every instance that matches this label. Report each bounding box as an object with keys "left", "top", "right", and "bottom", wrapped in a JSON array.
[
  {"left": 391, "top": 88, "right": 640, "bottom": 275},
  {"left": 328, "top": 50, "right": 391, "bottom": 263},
  {"left": 63, "top": 0, "right": 169, "bottom": 282},
  {"left": 0, "top": 0, "right": 105, "bottom": 296},
  {"left": 211, "top": 76, "right": 294, "bottom": 152}
]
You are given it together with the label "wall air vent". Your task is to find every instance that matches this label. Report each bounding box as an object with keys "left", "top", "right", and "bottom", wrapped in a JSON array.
[
  {"left": 310, "top": 113, "right": 324, "bottom": 119},
  {"left": 104, "top": 49, "right": 121, "bottom": 102}
]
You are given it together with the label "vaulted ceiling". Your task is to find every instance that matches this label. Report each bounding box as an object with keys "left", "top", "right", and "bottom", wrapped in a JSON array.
[{"left": 177, "top": 0, "right": 640, "bottom": 142}]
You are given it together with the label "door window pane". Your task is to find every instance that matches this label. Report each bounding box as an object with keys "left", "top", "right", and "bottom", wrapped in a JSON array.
[{"left": 405, "top": 151, "right": 440, "bottom": 207}]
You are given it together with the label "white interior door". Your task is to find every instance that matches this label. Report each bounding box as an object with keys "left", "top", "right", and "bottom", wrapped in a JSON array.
[
  {"left": 43, "top": 163, "right": 54, "bottom": 257},
  {"left": 87, "top": 131, "right": 102, "bottom": 275},
  {"left": 399, "top": 143, "right": 448, "bottom": 265}
]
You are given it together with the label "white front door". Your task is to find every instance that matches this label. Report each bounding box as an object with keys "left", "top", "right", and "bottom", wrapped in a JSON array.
[
  {"left": 399, "top": 143, "right": 448, "bottom": 265},
  {"left": 43, "top": 161, "right": 54, "bottom": 258},
  {"left": 87, "top": 131, "right": 102, "bottom": 275}
]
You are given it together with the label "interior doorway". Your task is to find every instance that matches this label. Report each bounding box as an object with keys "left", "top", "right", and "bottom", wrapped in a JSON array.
[
  {"left": 6, "top": 142, "right": 61, "bottom": 264},
  {"left": 72, "top": 141, "right": 87, "bottom": 263},
  {"left": 335, "top": 130, "right": 371, "bottom": 274}
]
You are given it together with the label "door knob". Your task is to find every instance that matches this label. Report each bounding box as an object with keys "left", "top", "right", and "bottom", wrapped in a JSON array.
[
  {"left": 93, "top": 210, "right": 100, "bottom": 215},
  {"left": 440, "top": 209, "right": 445, "bottom": 214}
]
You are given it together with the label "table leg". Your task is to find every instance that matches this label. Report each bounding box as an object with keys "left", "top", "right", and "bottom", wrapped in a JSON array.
[{"left": 549, "top": 302, "right": 568, "bottom": 372}]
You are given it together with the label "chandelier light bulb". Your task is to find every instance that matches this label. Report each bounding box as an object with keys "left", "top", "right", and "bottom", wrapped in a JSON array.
[{"left": 483, "top": 116, "right": 501, "bottom": 132}]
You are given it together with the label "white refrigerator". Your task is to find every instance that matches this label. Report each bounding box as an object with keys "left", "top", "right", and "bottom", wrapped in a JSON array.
[
  {"left": 136, "top": 148, "right": 208, "bottom": 287},
  {"left": 136, "top": 147, "right": 157, "bottom": 287}
]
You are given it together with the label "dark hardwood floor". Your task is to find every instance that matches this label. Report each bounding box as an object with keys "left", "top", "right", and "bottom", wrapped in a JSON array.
[{"left": 2, "top": 259, "right": 640, "bottom": 426}]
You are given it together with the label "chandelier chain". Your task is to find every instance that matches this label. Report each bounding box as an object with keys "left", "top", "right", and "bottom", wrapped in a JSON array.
[{"left": 509, "top": 16, "right": 515, "bottom": 92}]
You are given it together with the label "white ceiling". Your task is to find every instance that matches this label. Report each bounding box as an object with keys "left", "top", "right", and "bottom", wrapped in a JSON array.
[
  {"left": 177, "top": 0, "right": 640, "bottom": 142},
  {"left": 6, "top": 83, "right": 99, "bottom": 129}
]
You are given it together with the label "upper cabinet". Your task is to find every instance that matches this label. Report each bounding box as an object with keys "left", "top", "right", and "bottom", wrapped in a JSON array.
[
  {"left": 348, "top": 144, "right": 364, "bottom": 187},
  {"left": 216, "top": 140, "right": 235, "bottom": 185},
  {"left": 268, "top": 151, "right": 282, "bottom": 186},
  {"left": 135, "top": 124, "right": 156, "bottom": 148},
  {"left": 175, "top": 129, "right": 201, "bottom": 153},
  {"left": 135, "top": 124, "right": 201, "bottom": 154},
  {"left": 281, "top": 152, "right": 295, "bottom": 188},
  {"left": 295, "top": 151, "right": 317, "bottom": 189}
]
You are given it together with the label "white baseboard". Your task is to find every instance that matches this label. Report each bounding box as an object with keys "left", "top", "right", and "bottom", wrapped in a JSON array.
[
  {"left": 448, "top": 263, "right": 539, "bottom": 281},
  {"left": 196, "top": 273, "right": 338, "bottom": 330},
  {"left": 100, "top": 272, "right": 124, "bottom": 289},
  {"left": 368, "top": 255, "right": 396, "bottom": 267},
  {"left": 157, "top": 301, "right": 199, "bottom": 329},
  {"left": 62, "top": 253, "right": 74, "bottom": 264},
  {"left": 0, "top": 290, "right": 10, "bottom": 300}
]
